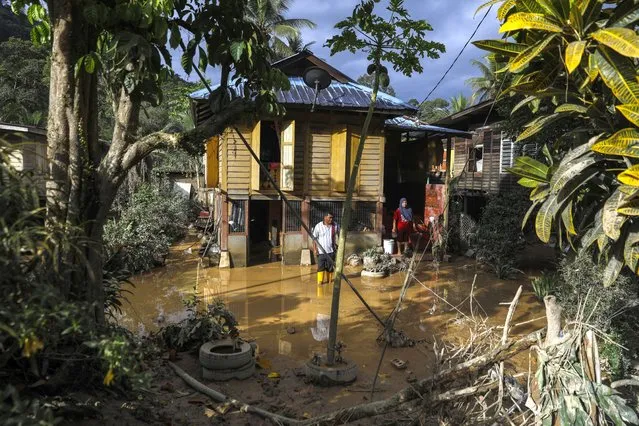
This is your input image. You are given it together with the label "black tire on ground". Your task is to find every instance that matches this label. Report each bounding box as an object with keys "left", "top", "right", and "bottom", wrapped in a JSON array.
[
  {"left": 202, "top": 358, "right": 255, "bottom": 381},
  {"left": 199, "top": 339, "right": 254, "bottom": 370}
]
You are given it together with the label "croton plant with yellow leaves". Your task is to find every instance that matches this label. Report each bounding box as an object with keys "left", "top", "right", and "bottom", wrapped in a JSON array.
[{"left": 474, "top": 0, "right": 639, "bottom": 286}]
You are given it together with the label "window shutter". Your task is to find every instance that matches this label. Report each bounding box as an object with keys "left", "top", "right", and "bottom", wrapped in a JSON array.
[
  {"left": 499, "top": 132, "right": 513, "bottom": 174},
  {"left": 250, "top": 121, "right": 261, "bottom": 190},
  {"left": 331, "top": 127, "right": 348, "bottom": 192},
  {"left": 280, "top": 120, "right": 295, "bottom": 191},
  {"left": 522, "top": 143, "right": 538, "bottom": 157}
]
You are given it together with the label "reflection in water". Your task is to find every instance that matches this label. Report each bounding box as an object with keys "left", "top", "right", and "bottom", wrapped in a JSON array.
[
  {"left": 118, "top": 241, "right": 545, "bottom": 378},
  {"left": 311, "top": 313, "right": 330, "bottom": 342}
]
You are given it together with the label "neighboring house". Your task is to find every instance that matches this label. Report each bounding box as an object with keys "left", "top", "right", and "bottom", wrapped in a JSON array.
[
  {"left": 189, "top": 50, "right": 466, "bottom": 267},
  {"left": 0, "top": 122, "right": 47, "bottom": 198},
  {"left": 430, "top": 100, "right": 537, "bottom": 242}
]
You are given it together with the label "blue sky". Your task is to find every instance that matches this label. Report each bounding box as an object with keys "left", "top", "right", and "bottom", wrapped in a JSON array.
[{"left": 182, "top": 0, "right": 501, "bottom": 104}]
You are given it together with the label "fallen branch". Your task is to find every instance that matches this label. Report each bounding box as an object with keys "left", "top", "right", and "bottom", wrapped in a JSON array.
[
  {"left": 611, "top": 379, "right": 639, "bottom": 389},
  {"left": 300, "top": 329, "right": 543, "bottom": 426},
  {"left": 168, "top": 361, "right": 300, "bottom": 425},
  {"left": 499, "top": 286, "right": 523, "bottom": 408}
]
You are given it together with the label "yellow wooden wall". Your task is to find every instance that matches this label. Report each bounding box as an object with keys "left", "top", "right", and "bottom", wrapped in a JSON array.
[
  {"left": 213, "top": 113, "right": 386, "bottom": 201},
  {"left": 223, "top": 126, "right": 252, "bottom": 197}
]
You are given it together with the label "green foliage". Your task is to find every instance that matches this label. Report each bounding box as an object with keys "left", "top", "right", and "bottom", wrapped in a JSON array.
[
  {"left": 557, "top": 250, "right": 638, "bottom": 333},
  {"left": 326, "top": 0, "right": 445, "bottom": 77},
  {"left": 104, "top": 183, "right": 190, "bottom": 274},
  {"left": 531, "top": 271, "right": 558, "bottom": 301},
  {"left": 156, "top": 291, "right": 239, "bottom": 352},
  {"left": 0, "top": 37, "right": 49, "bottom": 125},
  {"left": 356, "top": 73, "right": 396, "bottom": 96},
  {"left": 473, "top": 188, "right": 530, "bottom": 278},
  {"left": 466, "top": 54, "right": 509, "bottom": 102},
  {"left": 0, "top": 385, "right": 61, "bottom": 426},
  {"left": 245, "top": 0, "right": 316, "bottom": 61},
  {"left": 476, "top": 0, "right": 639, "bottom": 286},
  {"left": 0, "top": 141, "right": 152, "bottom": 424},
  {"left": 449, "top": 93, "right": 471, "bottom": 113},
  {"left": 418, "top": 98, "right": 451, "bottom": 123},
  {"left": 0, "top": 3, "right": 30, "bottom": 42}
]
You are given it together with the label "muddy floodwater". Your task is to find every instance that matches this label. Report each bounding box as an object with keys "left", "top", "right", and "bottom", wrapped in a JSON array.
[{"left": 118, "top": 239, "right": 547, "bottom": 396}]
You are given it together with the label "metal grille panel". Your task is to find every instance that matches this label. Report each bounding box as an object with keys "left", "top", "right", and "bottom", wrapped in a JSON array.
[
  {"left": 285, "top": 200, "right": 302, "bottom": 232},
  {"left": 310, "top": 201, "right": 377, "bottom": 232},
  {"left": 229, "top": 200, "right": 246, "bottom": 233}
]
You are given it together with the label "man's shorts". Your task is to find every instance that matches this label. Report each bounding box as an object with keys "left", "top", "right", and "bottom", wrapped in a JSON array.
[{"left": 318, "top": 252, "right": 335, "bottom": 272}]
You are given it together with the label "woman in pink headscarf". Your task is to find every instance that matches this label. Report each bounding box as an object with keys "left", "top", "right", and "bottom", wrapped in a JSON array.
[{"left": 392, "top": 197, "right": 416, "bottom": 255}]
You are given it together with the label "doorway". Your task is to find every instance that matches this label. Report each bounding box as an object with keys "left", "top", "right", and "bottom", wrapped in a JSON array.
[{"left": 249, "top": 200, "right": 282, "bottom": 264}]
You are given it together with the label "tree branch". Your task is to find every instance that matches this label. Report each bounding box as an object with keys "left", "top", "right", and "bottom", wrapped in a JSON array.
[{"left": 119, "top": 97, "right": 251, "bottom": 175}]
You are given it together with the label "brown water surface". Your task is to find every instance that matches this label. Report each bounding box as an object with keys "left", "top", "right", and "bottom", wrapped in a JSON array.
[{"left": 118, "top": 240, "right": 546, "bottom": 387}]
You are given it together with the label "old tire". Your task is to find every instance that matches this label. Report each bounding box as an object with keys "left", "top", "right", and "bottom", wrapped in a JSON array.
[
  {"left": 361, "top": 270, "right": 387, "bottom": 278},
  {"left": 202, "top": 358, "right": 255, "bottom": 381},
  {"left": 199, "top": 339, "right": 254, "bottom": 370}
]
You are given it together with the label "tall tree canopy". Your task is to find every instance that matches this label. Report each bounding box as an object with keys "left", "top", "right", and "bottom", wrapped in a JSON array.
[
  {"left": 8, "top": 0, "right": 288, "bottom": 324},
  {"left": 0, "top": 37, "right": 49, "bottom": 125}
]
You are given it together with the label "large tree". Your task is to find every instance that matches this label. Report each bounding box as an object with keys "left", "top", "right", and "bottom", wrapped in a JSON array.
[{"left": 11, "top": 0, "right": 287, "bottom": 324}]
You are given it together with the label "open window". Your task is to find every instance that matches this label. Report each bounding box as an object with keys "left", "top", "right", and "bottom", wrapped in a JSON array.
[
  {"left": 250, "top": 120, "right": 295, "bottom": 191},
  {"left": 468, "top": 144, "right": 483, "bottom": 173}
]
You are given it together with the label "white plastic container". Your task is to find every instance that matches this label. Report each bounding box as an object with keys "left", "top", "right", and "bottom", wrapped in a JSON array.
[{"left": 383, "top": 239, "right": 395, "bottom": 255}]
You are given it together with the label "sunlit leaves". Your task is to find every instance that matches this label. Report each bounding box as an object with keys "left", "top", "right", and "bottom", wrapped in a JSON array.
[
  {"left": 592, "top": 28, "right": 639, "bottom": 58},
  {"left": 565, "top": 41, "right": 587, "bottom": 74},
  {"left": 592, "top": 129, "right": 639, "bottom": 158},
  {"left": 618, "top": 164, "right": 639, "bottom": 187},
  {"left": 617, "top": 104, "right": 639, "bottom": 127},
  {"left": 594, "top": 47, "right": 639, "bottom": 105},
  {"left": 471, "top": 39, "right": 527, "bottom": 56},
  {"left": 509, "top": 34, "right": 557, "bottom": 72},
  {"left": 499, "top": 12, "right": 562, "bottom": 33}
]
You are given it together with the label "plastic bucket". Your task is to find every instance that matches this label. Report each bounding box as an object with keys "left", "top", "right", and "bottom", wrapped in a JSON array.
[{"left": 383, "top": 239, "right": 395, "bottom": 255}]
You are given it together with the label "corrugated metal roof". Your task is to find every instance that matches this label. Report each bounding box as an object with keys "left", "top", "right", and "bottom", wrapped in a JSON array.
[
  {"left": 189, "top": 77, "right": 417, "bottom": 113},
  {"left": 385, "top": 116, "right": 472, "bottom": 138}
]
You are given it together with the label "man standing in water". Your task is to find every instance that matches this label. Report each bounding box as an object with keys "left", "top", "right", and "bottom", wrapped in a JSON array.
[{"left": 313, "top": 212, "right": 339, "bottom": 285}]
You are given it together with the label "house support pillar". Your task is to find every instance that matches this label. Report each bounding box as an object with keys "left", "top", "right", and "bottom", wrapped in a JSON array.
[
  {"left": 443, "top": 136, "right": 453, "bottom": 234},
  {"left": 300, "top": 197, "right": 312, "bottom": 265},
  {"left": 219, "top": 193, "right": 230, "bottom": 268}
]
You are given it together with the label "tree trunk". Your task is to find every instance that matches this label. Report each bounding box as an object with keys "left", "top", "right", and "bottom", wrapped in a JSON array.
[{"left": 327, "top": 64, "right": 381, "bottom": 365}]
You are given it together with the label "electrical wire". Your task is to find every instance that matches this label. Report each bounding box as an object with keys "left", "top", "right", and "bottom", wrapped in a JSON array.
[{"left": 422, "top": 5, "right": 493, "bottom": 103}]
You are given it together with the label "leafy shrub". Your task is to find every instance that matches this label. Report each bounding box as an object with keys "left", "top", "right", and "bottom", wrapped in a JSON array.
[
  {"left": 531, "top": 271, "right": 559, "bottom": 301},
  {"left": 558, "top": 250, "right": 638, "bottom": 331},
  {"left": 557, "top": 250, "right": 639, "bottom": 378},
  {"left": 473, "top": 188, "right": 530, "bottom": 278},
  {"left": 155, "top": 290, "right": 239, "bottom": 352},
  {"left": 104, "top": 183, "right": 190, "bottom": 274},
  {"left": 0, "top": 142, "right": 152, "bottom": 423},
  {"left": 0, "top": 386, "right": 60, "bottom": 426}
]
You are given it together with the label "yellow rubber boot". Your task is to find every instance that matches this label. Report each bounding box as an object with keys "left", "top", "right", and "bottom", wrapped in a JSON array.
[
  {"left": 317, "top": 271, "right": 324, "bottom": 284},
  {"left": 317, "top": 284, "right": 325, "bottom": 297}
]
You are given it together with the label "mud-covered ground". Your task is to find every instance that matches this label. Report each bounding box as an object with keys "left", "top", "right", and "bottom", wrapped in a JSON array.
[{"left": 65, "top": 240, "right": 553, "bottom": 425}]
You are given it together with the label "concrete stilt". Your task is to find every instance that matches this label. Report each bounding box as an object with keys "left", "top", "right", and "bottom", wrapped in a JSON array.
[
  {"left": 300, "top": 249, "right": 312, "bottom": 266},
  {"left": 219, "top": 251, "right": 231, "bottom": 268}
]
